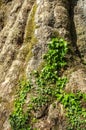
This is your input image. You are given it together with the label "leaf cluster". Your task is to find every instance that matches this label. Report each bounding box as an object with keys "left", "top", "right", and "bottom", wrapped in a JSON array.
[
  {"left": 9, "top": 80, "right": 32, "bottom": 130},
  {"left": 9, "top": 38, "right": 86, "bottom": 130}
]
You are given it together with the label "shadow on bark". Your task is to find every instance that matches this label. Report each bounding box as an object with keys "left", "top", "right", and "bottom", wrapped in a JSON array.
[{"left": 69, "top": 0, "right": 82, "bottom": 59}]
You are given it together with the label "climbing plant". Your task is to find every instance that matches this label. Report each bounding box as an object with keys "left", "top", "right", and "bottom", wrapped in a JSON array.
[
  {"left": 9, "top": 79, "right": 32, "bottom": 130},
  {"left": 9, "top": 38, "right": 86, "bottom": 130}
]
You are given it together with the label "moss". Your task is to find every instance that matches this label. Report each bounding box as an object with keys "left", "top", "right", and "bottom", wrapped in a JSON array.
[
  {"left": 24, "top": 3, "right": 37, "bottom": 43},
  {"left": 23, "top": 3, "right": 37, "bottom": 62},
  {"left": 26, "top": 37, "right": 37, "bottom": 62}
]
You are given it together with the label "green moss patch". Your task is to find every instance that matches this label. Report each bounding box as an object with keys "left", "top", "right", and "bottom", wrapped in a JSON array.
[
  {"left": 24, "top": 3, "right": 37, "bottom": 58},
  {"left": 20, "top": 3, "right": 37, "bottom": 62}
]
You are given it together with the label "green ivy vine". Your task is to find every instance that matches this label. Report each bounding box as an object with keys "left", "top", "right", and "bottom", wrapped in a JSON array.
[{"left": 9, "top": 38, "right": 86, "bottom": 130}]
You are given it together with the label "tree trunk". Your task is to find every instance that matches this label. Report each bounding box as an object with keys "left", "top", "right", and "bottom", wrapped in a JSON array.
[{"left": 0, "top": 0, "right": 86, "bottom": 129}]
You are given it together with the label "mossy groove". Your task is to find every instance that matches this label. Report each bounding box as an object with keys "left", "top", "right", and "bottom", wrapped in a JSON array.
[{"left": 20, "top": 3, "right": 37, "bottom": 62}]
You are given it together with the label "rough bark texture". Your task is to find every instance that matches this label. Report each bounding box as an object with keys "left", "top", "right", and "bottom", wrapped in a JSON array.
[{"left": 0, "top": 0, "right": 86, "bottom": 130}]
